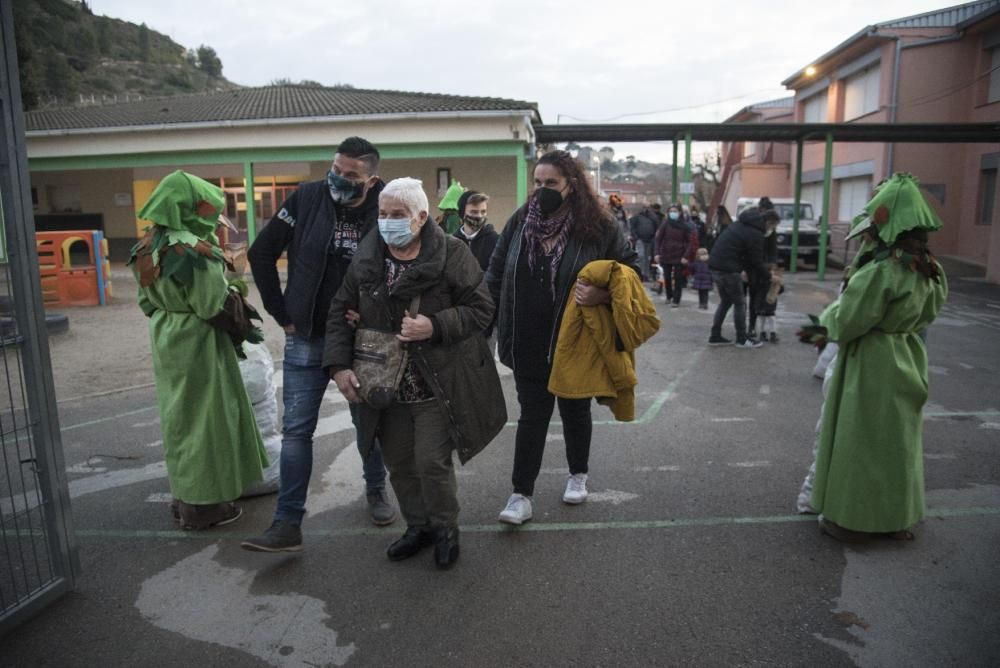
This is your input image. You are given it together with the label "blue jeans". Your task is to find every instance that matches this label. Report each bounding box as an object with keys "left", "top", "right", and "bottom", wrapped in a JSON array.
[{"left": 275, "top": 333, "right": 387, "bottom": 524}]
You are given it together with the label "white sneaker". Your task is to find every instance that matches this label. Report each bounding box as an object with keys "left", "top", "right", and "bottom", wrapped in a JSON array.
[
  {"left": 498, "top": 493, "right": 533, "bottom": 525},
  {"left": 562, "top": 473, "right": 589, "bottom": 505}
]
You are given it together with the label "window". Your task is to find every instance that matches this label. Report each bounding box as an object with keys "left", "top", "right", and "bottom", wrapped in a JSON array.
[
  {"left": 989, "top": 48, "right": 1000, "bottom": 104},
  {"left": 979, "top": 168, "right": 997, "bottom": 225},
  {"left": 801, "top": 184, "right": 825, "bottom": 218},
  {"left": 802, "top": 91, "right": 827, "bottom": 122},
  {"left": 843, "top": 65, "right": 881, "bottom": 120},
  {"left": 743, "top": 141, "right": 755, "bottom": 158},
  {"left": 837, "top": 177, "right": 871, "bottom": 222}
]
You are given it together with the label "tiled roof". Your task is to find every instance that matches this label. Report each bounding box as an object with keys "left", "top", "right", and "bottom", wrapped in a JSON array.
[
  {"left": 26, "top": 85, "right": 540, "bottom": 132},
  {"left": 876, "top": 0, "right": 999, "bottom": 29}
]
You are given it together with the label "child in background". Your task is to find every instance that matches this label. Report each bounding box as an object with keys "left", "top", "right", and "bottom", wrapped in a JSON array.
[
  {"left": 758, "top": 266, "right": 784, "bottom": 342},
  {"left": 689, "top": 247, "right": 713, "bottom": 309}
]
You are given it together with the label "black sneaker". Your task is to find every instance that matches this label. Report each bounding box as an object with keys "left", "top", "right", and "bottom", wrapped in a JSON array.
[
  {"left": 708, "top": 335, "right": 732, "bottom": 346},
  {"left": 367, "top": 488, "right": 397, "bottom": 526},
  {"left": 241, "top": 520, "right": 303, "bottom": 552}
]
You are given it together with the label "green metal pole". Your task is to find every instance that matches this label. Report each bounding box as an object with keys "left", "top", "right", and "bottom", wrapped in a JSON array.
[
  {"left": 671, "top": 139, "right": 679, "bottom": 203},
  {"left": 684, "top": 130, "right": 692, "bottom": 208},
  {"left": 515, "top": 150, "right": 528, "bottom": 206},
  {"left": 791, "top": 140, "right": 803, "bottom": 273},
  {"left": 818, "top": 134, "right": 833, "bottom": 281},
  {"left": 244, "top": 161, "right": 256, "bottom": 245}
]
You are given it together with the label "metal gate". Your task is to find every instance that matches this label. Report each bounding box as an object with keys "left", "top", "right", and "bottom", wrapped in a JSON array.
[{"left": 0, "top": 4, "right": 79, "bottom": 636}]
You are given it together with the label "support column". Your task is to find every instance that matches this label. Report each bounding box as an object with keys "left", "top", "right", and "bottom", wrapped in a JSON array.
[
  {"left": 244, "top": 161, "right": 256, "bottom": 245},
  {"left": 818, "top": 134, "right": 833, "bottom": 281},
  {"left": 791, "top": 140, "right": 803, "bottom": 273},
  {"left": 684, "top": 130, "right": 692, "bottom": 207},
  {"left": 516, "top": 150, "right": 528, "bottom": 207},
  {"left": 671, "top": 139, "right": 679, "bottom": 203}
]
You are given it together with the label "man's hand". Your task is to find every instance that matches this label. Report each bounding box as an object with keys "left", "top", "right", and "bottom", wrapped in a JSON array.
[
  {"left": 397, "top": 310, "right": 433, "bottom": 342},
  {"left": 740, "top": 271, "right": 749, "bottom": 283},
  {"left": 333, "top": 369, "right": 361, "bottom": 403},
  {"left": 575, "top": 279, "right": 610, "bottom": 306},
  {"left": 654, "top": 255, "right": 661, "bottom": 264},
  {"left": 283, "top": 324, "right": 296, "bottom": 334}
]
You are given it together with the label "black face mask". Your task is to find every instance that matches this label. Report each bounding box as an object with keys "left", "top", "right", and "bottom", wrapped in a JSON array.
[{"left": 535, "top": 187, "right": 564, "bottom": 216}]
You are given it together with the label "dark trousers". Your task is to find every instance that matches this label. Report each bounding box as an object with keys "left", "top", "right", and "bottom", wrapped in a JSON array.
[
  {"left": 512, "top": 373, "right": 592, "bottom": 497},
  {"left": 698, "top": 288, "right": 710, "bottom": 308},
  {"left": 711, "top": 270, "right": 747, "bottom": 342},
  {"left": 661, "top": 263, "right": 684, "bottom": 305}
]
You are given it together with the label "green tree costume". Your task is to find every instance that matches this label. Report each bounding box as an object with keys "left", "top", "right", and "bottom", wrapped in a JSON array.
[
  {"left": 130, "top": 171, "right": 267, "bottom": 505},
  {"left": 811, "top": 174, "right": 948, "bottom": 533}
]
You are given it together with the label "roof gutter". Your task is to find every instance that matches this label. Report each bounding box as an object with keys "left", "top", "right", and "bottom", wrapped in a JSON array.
[
  {"left": 887, "top": 29, "right": 966, "bottom": 174},
  {"left": 26, "top": 108, "right": 542, "bottom": 138},
  {"left": 782, "top": 25, "right": 878, "bottom": 87}
]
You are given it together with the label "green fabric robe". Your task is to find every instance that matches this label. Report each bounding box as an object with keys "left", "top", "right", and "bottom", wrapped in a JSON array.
[
  {"left": 137, "top": 259, "right": 267, "bottom": 505},
  {"left": 811, "top": 256, "right": 948, "bottom": 532}
]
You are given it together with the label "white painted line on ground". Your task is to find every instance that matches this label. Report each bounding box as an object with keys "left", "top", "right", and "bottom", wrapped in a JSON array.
[
  {"left": 146, "top": 440, "right": 163, "bottom": 448},
  {"left": 588, "top": 489, "right": 639, "bottom": 505},
  {"left": 145, "top": 493, "right": 173, "bottom": 503},
  {"left": 711, "top": 417, "right": 755, "bottom": 423},
  {"left": 759, "top": 385, "right": 771, "bottom": 395},
  {"left": 131, "top": 418, "right": 160, "bottom": 428},
  {"left": 539, "top": 467, "right": 569, "bottom": 475},
  {"left": 980, "top": 422, "right": 1000, "bottom": 430},
  {"left": 635, "top": 465, "right": 682, "bottom": 472},
  {"left": 928, "top": 365, "right": 949, "bottom": 376},
  {"left": 546, "top": 433, "right": 564, "bottom": 442},
  {"left": 959, "top": 363, "right": 975, "bottom": 370},
  {"left": 924, "top": 453, "right": 958, "bottom": 460},
  {"left": 66, "top": 461, "right": 108, "bottom": 474},
  {"left": 727, "top": 461, "right": 771, "bottom": 468}
]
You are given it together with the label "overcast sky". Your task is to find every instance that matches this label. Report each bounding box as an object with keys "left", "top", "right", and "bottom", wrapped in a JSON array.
[{"left": 89, "top": 0, "right": 949, "bottom": 163}]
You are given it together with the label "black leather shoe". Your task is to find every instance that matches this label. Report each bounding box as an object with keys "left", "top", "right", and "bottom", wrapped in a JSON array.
[
  {"left": 432, "top": 526, "right": 460, "bottom": 569},
  {"left": 386, "top": 526, "right": 431, "bottom": 561}
]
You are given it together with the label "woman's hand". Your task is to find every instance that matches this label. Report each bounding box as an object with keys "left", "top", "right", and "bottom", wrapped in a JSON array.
[
  {"left": 333, "top": 369, "right": 361, "bottom": 403},
  {"left": 397, "top": 310, "right": 433, "bottom": 342},
  {"left": 575, "top": 279, "right": 610, "bottom": 306},
  {"left": 345, "top": 309, "right": 360, "bottom": 329}
]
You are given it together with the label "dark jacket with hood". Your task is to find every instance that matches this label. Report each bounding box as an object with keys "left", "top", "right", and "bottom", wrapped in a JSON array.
[
  {"left": 628, "top": 207, "right": 660, "bottom": 243},
  {"left": 323, "top": 221, "right": 505, "bottom": 464},
  {"left": 248, "top": 178, "right": 384, "bottom": 339},
  {"left": 486, "top": 205, "right": 641, "bottom": 373},
  {"left": 653, "top": 216, "right": 694, "bottom": 265},
  {"left": 454, "top": 223, "right": 500, "bottom": 273},
  {"left": 708, "top": 209, "right": 771, "bottom": 279}
]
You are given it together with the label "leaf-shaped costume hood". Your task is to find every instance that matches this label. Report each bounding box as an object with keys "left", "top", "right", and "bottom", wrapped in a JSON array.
[
  {"left": 137, "top": 170, "right": 226, "bottom": 243},
  {"left": 845, "top": 173, "right": 942, "bottom": 245},
  {"left": 437, "top": 179, "right": 465, "bottom": 211}
]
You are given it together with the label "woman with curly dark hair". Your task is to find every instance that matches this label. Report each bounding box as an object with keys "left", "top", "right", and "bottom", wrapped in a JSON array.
[{"left": 486, "top": 150, "right": 641, "bottom": 524}]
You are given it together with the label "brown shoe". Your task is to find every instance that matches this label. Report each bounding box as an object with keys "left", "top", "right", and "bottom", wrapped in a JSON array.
[
  {"left": 819, "top": 518, "right": 869, "bottom": 544},
  {"left": 177, "top": 501, "right": 243, "bottom": 530}
]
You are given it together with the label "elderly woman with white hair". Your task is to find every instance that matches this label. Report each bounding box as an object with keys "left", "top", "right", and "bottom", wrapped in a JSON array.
[{"left": 323, "top": 177, "right": 505, "bottom": 569}]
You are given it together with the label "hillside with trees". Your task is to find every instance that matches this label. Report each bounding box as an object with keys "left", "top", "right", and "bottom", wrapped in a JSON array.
[{"left": 13, "top": 0, "right": 238, "bottom": 110}]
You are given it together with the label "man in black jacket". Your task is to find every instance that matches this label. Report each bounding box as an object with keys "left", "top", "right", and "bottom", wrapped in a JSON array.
[
  {"left": 707, "top": 207, "right": 772, "bottom": 348},
  {"left": 242, "top": 137, "right": 396, "bottom": 553},
  {"left": 454, "top": 190, "right": 499, "bottom": 351},
  {"left": 629, "top": 203, "right": 661, "bottom": 282}
]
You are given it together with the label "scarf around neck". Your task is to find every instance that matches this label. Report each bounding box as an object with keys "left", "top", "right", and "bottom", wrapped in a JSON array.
[{"left": 522, "top": 197, "right": 572, "bottom": 294}]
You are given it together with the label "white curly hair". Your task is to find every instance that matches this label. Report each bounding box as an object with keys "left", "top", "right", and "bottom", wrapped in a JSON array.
[{"left": 379, "top": 177, "right": 429, "bottom": 218}]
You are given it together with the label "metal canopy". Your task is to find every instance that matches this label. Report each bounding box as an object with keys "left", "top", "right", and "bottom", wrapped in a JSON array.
[{"left": 534, "top": 122, "right": 1000, "bottom": 144}]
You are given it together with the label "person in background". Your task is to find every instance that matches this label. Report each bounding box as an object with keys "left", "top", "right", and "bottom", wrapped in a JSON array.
[
  {"left": 608, "top": 194, "right": 632, "bottom": 246},
  {"left": 128, "top": 170, "right": 268, "bottom": 530},
  {"left": 242, "top": 137, "right": 395, "bottom": 554},
  {"left": 629, "top": 202, "right": 661, "bottom": 283},
  {"left": 454, "top": 190, "right": 500, "bottom": 351},
  {"left": 690, "top": 206, "right": 708, "bottom": 249},
  {"left": 437, "top": 180, "right": 465, "bottom": 235},
  {"left": 325, "top": 177, "right": 504, "bottom": 569},
  {"left": 653, "top": 203, "right": 694, "bottom": 307},
  {"left": 807, "top": 173, "right": 948, "bottom": 543},
  {"left": 707, "top": 206, "right": 771, "bottom": 348},
  {"left": 689, "top": 247, "right": 714, "bottom": 310},
  {"left": 711, "top": 205, "right": 733, "bottom": 250},
  {"left": 487, "top": 150, "right": 640, "bottom": 525}
]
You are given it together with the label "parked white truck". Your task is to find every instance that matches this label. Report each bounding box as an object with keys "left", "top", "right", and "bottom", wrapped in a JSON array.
[{"left": 735, "top": 197, "right": 828, "bottom": 266}]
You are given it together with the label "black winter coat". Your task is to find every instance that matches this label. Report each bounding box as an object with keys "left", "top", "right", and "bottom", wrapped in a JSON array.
[
  {"left": 454, "top": 223, "right": 500, "bottom": 273},
  {"left": 323, "top": 221, "right": 505, "bottom": 464},
  {"left": 248, "top": 179, "right": 384, "bottom": 339},
  {"left": 486, "top": 206, "right": 641, "bottom": 373},
  {"left": 629, "top": 208, "right": 660, "bottom": 243},
  {"left": 708, "top": 217, "right": 771, "bottom": 279}
]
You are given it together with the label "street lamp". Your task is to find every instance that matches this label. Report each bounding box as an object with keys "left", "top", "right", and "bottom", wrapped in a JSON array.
[{"left": 591, "top": 155, "right": 602, "bottom": 196}]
